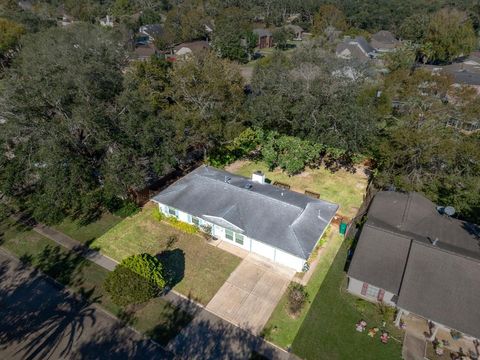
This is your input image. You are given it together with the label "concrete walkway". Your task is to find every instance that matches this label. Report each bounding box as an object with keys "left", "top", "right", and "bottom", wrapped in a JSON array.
[
  {"left": 25, "top": 220, "right": 295, "bottom": 360},
  {"left": 402, "top": 331, "right": 427, "bottom": 360},
  {"left": 34, "top": 225, "right": 118, "bottom": 271}
]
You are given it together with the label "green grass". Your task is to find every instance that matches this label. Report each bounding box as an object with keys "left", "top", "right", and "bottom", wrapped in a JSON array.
[
  {"left": 0, "top": 218, "right": 193, "bottom": 346},
  {"left": 226, "top": 160, "right": 368, "bottom": 219},
  {"left": 290, "top": 240, "right": 403, "bottom": 360},
  {"left": 92, "top": 203, "right": 242, "bottom": 305},
  {"left": 263, "top": 228, "right": 344, "bottom": 347},
  {"left": 53, "top": 212, "right": 122, "bottom": 244}
]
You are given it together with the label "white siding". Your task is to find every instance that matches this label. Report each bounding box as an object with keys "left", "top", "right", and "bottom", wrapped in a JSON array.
[
  {"left": 347, "top": 277, "right": 396, "bottom": 306},
  {"left": 251, "top": 240, "right": 275, "bottom": 261},
  {"left": 177, "top": 210, "right": 190, "bottom": 223},
  {"left": 274, "top": 249, "right": 305, "bottom": 272}
]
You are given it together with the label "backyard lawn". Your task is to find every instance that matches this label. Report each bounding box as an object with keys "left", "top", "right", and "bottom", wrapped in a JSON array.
[
  {"left": 53, "top": 212, "right": 122, "bottom": 244},
  {"left": 226, "top": 160, "right": 368, "bottom": 219},
  {"left": 290, "top": 240, "right": 403, "bottom": 360},
  {"left": 0, "top": 218, "right": 193, "bottom": 346},
  {"left": 92, "top": 203, "right": 242, "bottom": 305}
]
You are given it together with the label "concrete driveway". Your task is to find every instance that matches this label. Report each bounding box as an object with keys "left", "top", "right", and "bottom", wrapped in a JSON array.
[{"left": 206, "top": 253, "right": 295, "bottom": 334}]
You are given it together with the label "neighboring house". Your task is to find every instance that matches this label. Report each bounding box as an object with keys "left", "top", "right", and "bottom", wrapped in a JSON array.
[
  {"left": 139, "top": 24, "right": 164, "bottom": 44},
  {"left": 369, "top": 30, "right": 399, "bottom": 53},
  {"left": 285, "top": 24, "right": 304, "bottom": 40},
  {"left": 348, "top": 191, "right": 480, "bottom": 341},
  {"left": 152, "top": 166, "right": 338, "bottom": 271},
  {"left": 100, "top": 15, "right": 114, "bottom": 27},
  {"left": 253, "top": 28, "right": 273, "bottom": 49},
  {"left": 336, "top": 36, "right": 375, "bottom": 61},
  {"left": 132, "top": 44, "right": 159, "bottom": 61},
  {"left": 172, "top": 40, "right": 210, "bottom": 59}
]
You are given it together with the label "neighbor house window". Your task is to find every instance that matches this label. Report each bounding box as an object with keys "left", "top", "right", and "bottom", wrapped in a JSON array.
[
  {"left": 225, "top": 229, "right": 234, "bottom": 241},
  {"left": 235, "top": 233, "right": 244, "bottom": 245},
  {"left": 365, "top": 284, "right": 380, "bottom": 298},
  {"left": 192, "top": 216, "right": 200, "bottom": 226},
  {"left": 168, "top": 207, "right": 178, "bottom": 217}
]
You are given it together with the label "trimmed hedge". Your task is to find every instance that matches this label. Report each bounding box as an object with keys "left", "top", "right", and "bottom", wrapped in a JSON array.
[{"left": 165, "top": 217, "right": 198, "bottom": 234}]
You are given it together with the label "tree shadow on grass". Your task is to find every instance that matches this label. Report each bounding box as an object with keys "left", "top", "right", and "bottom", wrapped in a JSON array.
[{"left": 156, "top": 248, "right": 185, "bottom": 289}]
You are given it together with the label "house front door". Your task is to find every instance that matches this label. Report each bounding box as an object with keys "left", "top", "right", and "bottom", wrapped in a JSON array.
[{"left": 214, "top": 225, "right": 224, "bottom": 239}]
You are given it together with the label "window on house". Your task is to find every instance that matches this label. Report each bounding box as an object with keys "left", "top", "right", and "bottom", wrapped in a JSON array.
[
  {"left": 366, "top": 284, "right": 380, "bottom": 298},
  {"left": 168, "top": 207, "right": 177, "bottom": 217},
  {"left": 235, "top": 233, "right": 244, "bottom": 245},
  {"left": 225, "top": 229, "right": 234, "bottom": 241},
  {"left": 192, "top": 216, "right": 200, "bottom": 226}
]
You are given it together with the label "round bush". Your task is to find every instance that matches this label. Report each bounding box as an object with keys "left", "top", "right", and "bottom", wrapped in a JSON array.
[{"left": 121, "top": 253, "right": 166, "bottom": 288}]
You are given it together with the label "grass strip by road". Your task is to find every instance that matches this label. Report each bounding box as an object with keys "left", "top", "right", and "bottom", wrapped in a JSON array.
[
  {"left": 262, "top": 228, "right": 344, "bottom": 348},
  {"left": 0, "top": 218, "right": 192, "bottom": 346}
]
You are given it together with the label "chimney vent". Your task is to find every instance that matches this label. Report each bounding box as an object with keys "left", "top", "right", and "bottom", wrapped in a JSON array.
[{"left": 251, "top": 171, "right": 265, "bottom": 184}]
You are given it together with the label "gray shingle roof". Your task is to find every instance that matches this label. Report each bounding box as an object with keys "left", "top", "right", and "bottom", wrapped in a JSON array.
[
  {"left": 152, "top": 166, "right": 338, "bottom": 259},
  {"left": 397, "top": 242, "right": 480, "bottom": 339},
  {"left": 349, "top": 191, "right": 480, "bottom": 338},
  {"left": 253, "top": 28, "right": 272, "bottom": 37},
  {"left": 348, "top": 224, "right": 411, "bottom": 294}
]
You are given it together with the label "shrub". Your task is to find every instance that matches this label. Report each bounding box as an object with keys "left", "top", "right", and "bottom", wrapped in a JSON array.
[
  {"left": 287, "top": 283, "right": 309, "bottom": 317},
  {"left": 113, "top": 200, "right": 140, "bottom": 218},
  {"left": 165, "top": 216, "right": 198, "bottom": 234},
  {"left": 104, "top": 266, "right": 159, "bottom": 306},
  {"left": 152, "top": 206, "right": 164, "bottom": 221},
  {"left": 121, "top": 253, "right": 166, "bottom": 288}
]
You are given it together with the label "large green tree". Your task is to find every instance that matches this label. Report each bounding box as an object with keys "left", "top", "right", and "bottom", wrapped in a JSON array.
[
  {"left": 249, "top": 47, "right": 378, "bottom": 154},
  {"left": 0, "top": 24, "right": 173, "bottom": 223},
  {"left": 425, "top": 8, "right": 477, "bottom": 63}
]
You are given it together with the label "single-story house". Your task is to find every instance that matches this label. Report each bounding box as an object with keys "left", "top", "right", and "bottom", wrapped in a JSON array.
[
  {"left": 172, "top": 40, "right": 210, "bottom": 59},
  {"left": 369, "top": 30, "right": 399, "bottom": 53},
  {"left": 348, "top": 191, "right": 480, "bottom": 340},
  {"left": 285, "top": 24, "right": 304, "bottom": 40},
  {"left": 253, "top": 28, "right": 273, "bottom": 49},
  {"left": 139, "top": 24, "right": 164, "bottom": 44},
  {"left": 152, "top": 166, "right": 338, "bottom": 271},
  {"left": 336, "top": 36, "right": 375, "bottom": 61},
  {"left": 132, "top": 44, "right": 159, "bottom": 61}
]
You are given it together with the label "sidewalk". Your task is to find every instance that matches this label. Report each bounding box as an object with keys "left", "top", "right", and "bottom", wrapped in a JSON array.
[{"left": 26, "top": 219, "right": 296, "bottom": 360}]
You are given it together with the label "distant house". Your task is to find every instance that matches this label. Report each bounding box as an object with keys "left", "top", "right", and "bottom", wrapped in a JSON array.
[
  {"left": 139, "top": 24, "right": 164, "bottom": 44},
  {"left": 99, "top": 15, "right": 114, "bottom": 27},
  {"left": 369, "top": 30, "right": 399, "bottom": 53},
  {"left": 348, "top": 191, "right": 480, "bottom": 341},
  {"left": 253, "top": 28, "right": 273, "bottom": 49},
  {"left": 336, "top": 36, "right": 375, "bottom": 61},
  {"left": 285, "top": 24, "right": 304, "bottom": 40},
  {"left": 152, "top": 166, "right": 338, "bottom": 271},
  {"left": 132, "top": 44, "right": 159, "bottom": 61},
  {"left": 171, "top": 40, "right": 210, "bottom": 60}
]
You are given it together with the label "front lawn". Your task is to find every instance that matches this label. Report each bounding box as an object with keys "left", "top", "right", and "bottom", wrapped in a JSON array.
[
  {"left": 0, "top": 218, "right": 193, "bottom": 346},
  {"left": 291, "top": 240, "right": 403, "bottom": 360},
  {"left": 92, "top": 203, "right": 242, "bottom": 305},
  {"left": 262, "top": 228, "right": 344, "bottom": 347},
  {"left": 53, "top": 212, "right": 122, "bottom": 244},
  {"left": 226, "top": 160, "right": 368, "bottom": 219}
]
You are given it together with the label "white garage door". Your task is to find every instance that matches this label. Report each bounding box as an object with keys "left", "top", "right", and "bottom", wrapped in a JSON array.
[
  {"left": 251, "top": 240, "right": 275, "bottom": 261},
  {"left": 274, "top": 249, "right": 304, "bottom": 271}
]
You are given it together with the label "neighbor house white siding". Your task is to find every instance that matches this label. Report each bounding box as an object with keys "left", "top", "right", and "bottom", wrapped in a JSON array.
[
  {"left": 347, "top": 277, "right": 396, "bottom": 306},
  {"left": 155, "top": 201, "right": 306, "bottom": 272}
]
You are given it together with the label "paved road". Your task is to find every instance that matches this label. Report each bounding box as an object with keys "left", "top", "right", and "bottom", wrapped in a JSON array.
[{"left": 0, "top": 249, "right": 172, "bottom": 360}]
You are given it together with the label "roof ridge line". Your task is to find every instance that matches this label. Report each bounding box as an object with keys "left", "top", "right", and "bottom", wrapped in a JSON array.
[
  {"left": 197, "top": 173, "right": 305, "bottom": 211},
  {"left": 289, "top": 225, "right": 308, "bottom": 258}
]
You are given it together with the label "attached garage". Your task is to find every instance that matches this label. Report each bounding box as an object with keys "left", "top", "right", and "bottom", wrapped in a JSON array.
[{"left": 251, "top": 240, "right": 275, "bottom": 261}]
